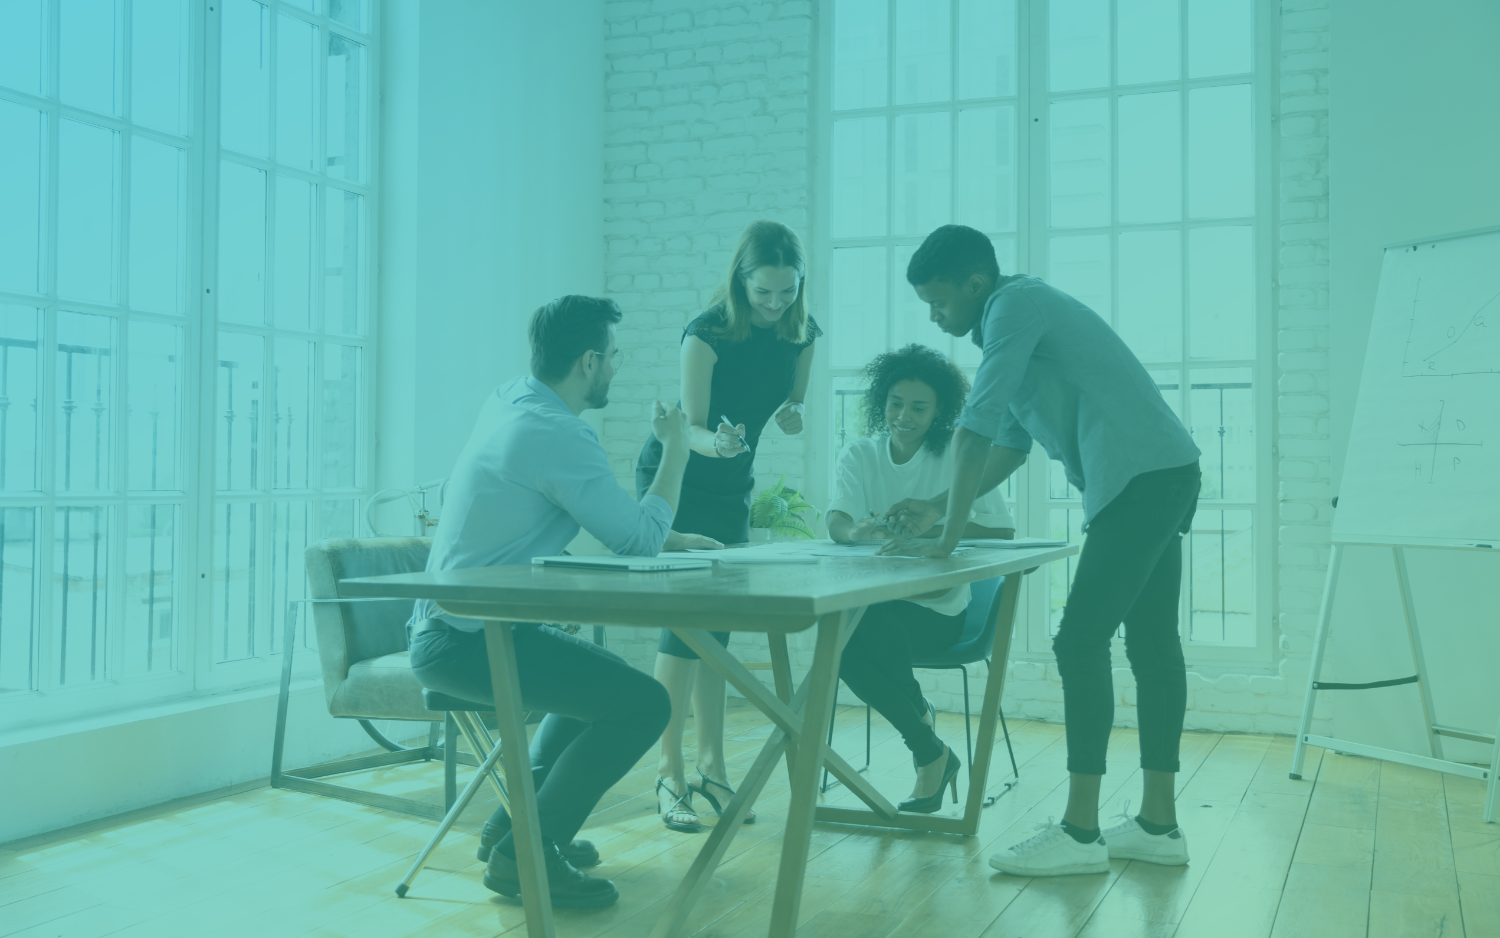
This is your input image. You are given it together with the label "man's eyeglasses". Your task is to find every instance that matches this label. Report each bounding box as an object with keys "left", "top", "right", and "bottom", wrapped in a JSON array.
[{"left": 595, "top": 347, "right": 623, "bottom": 369}]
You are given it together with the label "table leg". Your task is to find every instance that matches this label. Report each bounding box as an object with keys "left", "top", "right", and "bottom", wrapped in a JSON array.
[
  {"left": 769, "top": 612, "right": 846, "bottom": 937},
  {"left": 482, "top": 621, "right": 553, "bottom": 938},
  {"left": 958, "top": 572, "right": 1022, "bottom": 833},
  {"left": 649, "top": 698, "right": 800, "bottom": 938},
  {"left": 677, "top": 628, "right": 896, "bottom": 819},
  {"left": 813, "top": 571, "right": 1027, "bottom": 836},
  {"left": 768, "top": 634, "right": 797, "bottom": 778}
]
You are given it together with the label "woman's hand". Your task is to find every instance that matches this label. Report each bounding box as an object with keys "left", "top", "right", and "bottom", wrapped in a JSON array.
[
  {"left": 883, "top": 498, "right": 943, "bottom": 539},
  {"left": 774, "top": 401, "right": 804, "bottom": 435},
  {"left": 713, "top": 421, "right": 748, "bottom": 458},
  {"left": 664, "top": 531, "right": 725, "bottom": 551},
  {"left": 847, "top": 515, "right": 891, "bottom": 541}
]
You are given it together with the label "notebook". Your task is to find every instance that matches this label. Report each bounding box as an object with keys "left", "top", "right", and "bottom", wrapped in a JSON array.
[{"left": 531, "top": 555, "right": 713, "bottom": 572}]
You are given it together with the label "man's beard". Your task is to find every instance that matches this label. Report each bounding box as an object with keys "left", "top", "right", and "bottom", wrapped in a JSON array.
[{"left": 585, "top": 371, "right": 611, "bottom": 410}]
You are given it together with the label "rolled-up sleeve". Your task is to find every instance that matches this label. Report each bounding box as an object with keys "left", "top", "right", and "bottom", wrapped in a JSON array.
[
  {"left": 957, "top": 291, "right": 1046, "bottom": 441},
  {"left": 826, "top": 445, "right": 868, "bottom": 520},
  {"left": 539, "top": 426, "right": 673, "bottom": 556}
]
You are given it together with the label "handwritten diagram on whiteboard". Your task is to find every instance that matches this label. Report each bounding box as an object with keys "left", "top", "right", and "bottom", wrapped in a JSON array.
[{"left": 1334, "top": 227, "right": 1500, "bottom": 547}]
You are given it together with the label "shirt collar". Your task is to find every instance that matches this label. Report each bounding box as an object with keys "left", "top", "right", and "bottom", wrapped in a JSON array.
[
  {"left": 971, "top": 276, "right": 1018, "bottom": 346},
  {"left": 521, "top": 375, "right": 571, "bottom": 413}
]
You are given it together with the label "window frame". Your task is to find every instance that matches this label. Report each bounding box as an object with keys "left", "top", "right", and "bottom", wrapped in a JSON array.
[
  {"left": 0, "top": 0, "right": 380, "bottom": 729},
  {"left": 812, "top": 0, "right": 1278, "bottom": 670}
]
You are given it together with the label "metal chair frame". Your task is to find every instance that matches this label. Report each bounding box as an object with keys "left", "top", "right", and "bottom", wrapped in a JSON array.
[
  {"left": 819, "top": 579, "right": 1022, "bottom": 802},
  {"left": 270, "top": 598, "right": 492, "bottom": 820}
]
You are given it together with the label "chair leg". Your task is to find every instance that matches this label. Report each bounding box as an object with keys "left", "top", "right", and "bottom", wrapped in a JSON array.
[
  {"left": 395, "top": 722, "right": 508, "bottom": 898},
  {"left": 999, "top": 709, "right": 1019, "bottom": 780},
  {"left": 452, "top": 711, "right": 509, "bottom": 806},
  {"left": 960, "top": 665, "right": 973, "bottom": 768},
  {"left": 986, "top": 658, "right": 1020, "bottom": 781},
  {"left": 820, "top": 689, "right": 838, "bottom": 794},
  {"left": 443, "top": 712, "right": 458, "bottom": 810},
  {"left": 863, "top": 704, "right": 871, "bottom": 771}
]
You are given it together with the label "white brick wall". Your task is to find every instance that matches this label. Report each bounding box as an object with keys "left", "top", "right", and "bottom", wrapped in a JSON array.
[
  {"left": 600, "top": 0, "right": 816, "bottom": 673},
  {"left": 598, "top": 0, "right": 1337, "bottom": 739}
]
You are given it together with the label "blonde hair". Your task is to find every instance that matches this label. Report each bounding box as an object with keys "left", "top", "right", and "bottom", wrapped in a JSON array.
[{"left": 711, "top": 220, "right": 809, "bottom": 344}]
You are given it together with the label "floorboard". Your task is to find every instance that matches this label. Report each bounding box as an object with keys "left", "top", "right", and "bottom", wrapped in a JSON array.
[{"left": 1, "top": 701, "right": 1490, "bottom": 938}]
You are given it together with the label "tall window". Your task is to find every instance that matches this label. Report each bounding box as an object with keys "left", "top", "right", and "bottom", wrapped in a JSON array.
[
  {"left": 0, "top": 0, "right": 376, "bottom": 725},
  {"left": 821, "top": 0, "right": 1271, "bottom": 663},
  {"left": 212, "top": 0, "right": 371, "bottom": 674}
]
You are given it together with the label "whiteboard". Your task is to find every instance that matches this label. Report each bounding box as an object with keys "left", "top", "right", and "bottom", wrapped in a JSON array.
[{"left": 1333, "top": 226, "right": 1500, "bottom": 549}]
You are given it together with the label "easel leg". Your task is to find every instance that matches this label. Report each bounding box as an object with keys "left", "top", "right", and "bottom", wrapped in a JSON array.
[
  {"left": 769, "top": 613, "right": 845, "bottom": 937},
  {"left": 1292, "top": 544, "right": 1342, "bottom": 780},
  {"left": 483, "top": 621, "right": 554, "bottom": 938},
  {"left": 1394, "top": 547, "right": 1445, "bottom": 761}
]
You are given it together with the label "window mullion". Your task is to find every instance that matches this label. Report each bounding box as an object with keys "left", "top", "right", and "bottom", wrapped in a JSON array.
[{"left": 194, "top": 0, "right": 227, "bottom": 688}]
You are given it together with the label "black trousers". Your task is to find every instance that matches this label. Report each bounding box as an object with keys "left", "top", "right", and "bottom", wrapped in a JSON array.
[
  {"left": 1052, "top": 461, "right": 1201, "bottom": 776},
  {"left": 838, "top": 600, "right": 967, "bottom": 766},
  {"left": 409, "top": 623, "right": 671, "bottom": 847}
]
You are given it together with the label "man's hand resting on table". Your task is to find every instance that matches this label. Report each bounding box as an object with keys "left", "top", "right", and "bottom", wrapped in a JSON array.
[
  {"left": 884, "top": 498, "right": 944, "bottom": 539},
  {"left": 877, "top": 538, "right": 957, "bottom": 559},
  {"left": 663, "top": 530, "right": 724, "bottom": 551}
]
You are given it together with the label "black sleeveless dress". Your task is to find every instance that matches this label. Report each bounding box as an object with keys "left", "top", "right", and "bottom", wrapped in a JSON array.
[{"left": 636, "top": 305, "right": 821, "bottom": 658}]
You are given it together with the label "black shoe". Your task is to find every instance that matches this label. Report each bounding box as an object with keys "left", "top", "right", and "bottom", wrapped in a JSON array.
[
  {"left": 477, "top": 818, "right": 599, "bottom": 868},
  {"left": 482, "top": 840, "right": 619, "bottom": 909},
  {"left": 898, "top": 748, "right": 961, "bottom": 814}
]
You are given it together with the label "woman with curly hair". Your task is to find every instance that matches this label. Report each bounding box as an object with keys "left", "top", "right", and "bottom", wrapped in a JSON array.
[{"left": 825, "top": 343, "right": 1015, "bottom": 812}]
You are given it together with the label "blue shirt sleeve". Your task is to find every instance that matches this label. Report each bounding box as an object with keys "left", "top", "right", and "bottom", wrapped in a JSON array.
[
  {"left": 957, "top": 289, "right": 1046, "bottom": 442},
  {"left": 992, "top": 410, "right": 1034, "bottom": 453},
  {"left": 536, "top": 423, "right": 673, "bottom": 556}
]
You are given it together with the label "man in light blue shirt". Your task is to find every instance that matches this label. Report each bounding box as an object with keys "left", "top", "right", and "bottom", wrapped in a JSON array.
[
  {"left": 883, "top": 226, "right": 1202, "bottom": 878},
  {"left": 407, "top": 295, "right": 695, "bottom": 909}
]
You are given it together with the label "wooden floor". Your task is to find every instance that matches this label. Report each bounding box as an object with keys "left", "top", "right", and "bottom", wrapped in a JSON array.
[{"left": 3, "top": 702, "right": 1497, "bottom": 938}]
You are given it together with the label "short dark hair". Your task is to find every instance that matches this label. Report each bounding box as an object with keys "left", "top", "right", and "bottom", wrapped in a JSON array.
[
  {"left": 862, "top": 344, "right": 971, "bottom": 455},
  {"left": 906, "top": 225, "right": 1000, "bottom": 288},
  {"left": 528, "top": 295, "right": 623, "bottom": 382}
]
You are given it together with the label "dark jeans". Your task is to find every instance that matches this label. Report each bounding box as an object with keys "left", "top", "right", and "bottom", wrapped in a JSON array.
[
  {"left": 838, "top": 600, "right": 967, "bottom": 766},
  {"left": 1052, "top": 461, "right": 1201, "bottom": 776},
  {"left": 409, "top": 623, "right": 671, "bottom": 847}
]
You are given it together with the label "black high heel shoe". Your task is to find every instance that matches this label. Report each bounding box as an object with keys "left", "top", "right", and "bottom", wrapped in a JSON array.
[
  {"left": 656, "top": 778, "right": 703, "bottom": 832},
  {"left": 689, "top": 768, "right": 757, "bottom": 824},
  {"left": 899, "top": 748, "right": 961, "bottom": 814}
]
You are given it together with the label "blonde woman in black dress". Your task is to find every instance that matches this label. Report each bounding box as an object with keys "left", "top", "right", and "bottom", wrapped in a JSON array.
[{"left": 636, "top": 221, "right": 820, "bottom": 830}]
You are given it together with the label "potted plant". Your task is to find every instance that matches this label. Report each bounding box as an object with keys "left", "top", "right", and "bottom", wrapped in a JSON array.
[{"left": 749, "top": 474, "right": 820, "bottom": 541}]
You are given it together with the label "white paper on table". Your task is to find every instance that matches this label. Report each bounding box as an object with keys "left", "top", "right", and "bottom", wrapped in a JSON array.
[
  {"left": 665, "top": 544, "right": 822, "bottom": 564},
  {"left": 958, "top": 537, "right": 1070, "bottom": 549},
  {"left": 806, "top": 544, "right": 974, "bottom": 558}
]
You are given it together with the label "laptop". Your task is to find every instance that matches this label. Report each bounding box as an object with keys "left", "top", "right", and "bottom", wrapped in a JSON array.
[{"left": 532, "top": 555, "right": 713, "bottom": 572}]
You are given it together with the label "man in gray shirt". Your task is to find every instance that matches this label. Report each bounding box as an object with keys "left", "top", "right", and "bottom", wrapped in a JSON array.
[{"left": 882, "top": 225, "right": 1201, "bottom": 877}]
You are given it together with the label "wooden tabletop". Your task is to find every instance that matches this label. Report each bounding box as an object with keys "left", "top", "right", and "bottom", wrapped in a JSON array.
[{"left": 339, "top": 544, "right": 1078, "bottom": 633}]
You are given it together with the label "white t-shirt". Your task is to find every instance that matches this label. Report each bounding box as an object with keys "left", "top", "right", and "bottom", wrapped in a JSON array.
[{"left": 828, "top": 432, "right": 1016, "bottom": 616}]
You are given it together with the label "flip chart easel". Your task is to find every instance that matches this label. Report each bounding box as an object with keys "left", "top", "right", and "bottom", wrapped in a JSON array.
[{"left": 1289, "top": 225, "right": 1500, "bottom": 822}]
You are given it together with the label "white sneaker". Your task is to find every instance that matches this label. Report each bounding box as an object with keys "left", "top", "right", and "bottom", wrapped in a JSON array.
[
  {"left": 1101, "top": 810, "right": 1190, "bottom": 866},
  {"left": 988, "top": 820, "right": 1109, "bottom": 876}
]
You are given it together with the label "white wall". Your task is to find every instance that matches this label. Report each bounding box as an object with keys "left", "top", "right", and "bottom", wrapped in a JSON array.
[
  {"left": 1323, "top": 0, "right": 1500, "bottom": 763},
  {"left": 596, "top": 0, "right": 816, "bottom": 673},
  {"left": 378, "top": 0, "right": 606, "bottom": 511}
]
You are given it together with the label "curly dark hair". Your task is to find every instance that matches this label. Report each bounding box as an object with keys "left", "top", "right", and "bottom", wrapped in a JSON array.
[{"left": 862, "top": 344, "right": 971, "bottom": 455}]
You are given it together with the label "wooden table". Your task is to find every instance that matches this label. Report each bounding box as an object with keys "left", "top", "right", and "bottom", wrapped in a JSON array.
[{"left": 341, "top": 544, "right": 1077, "bottom": 938}]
